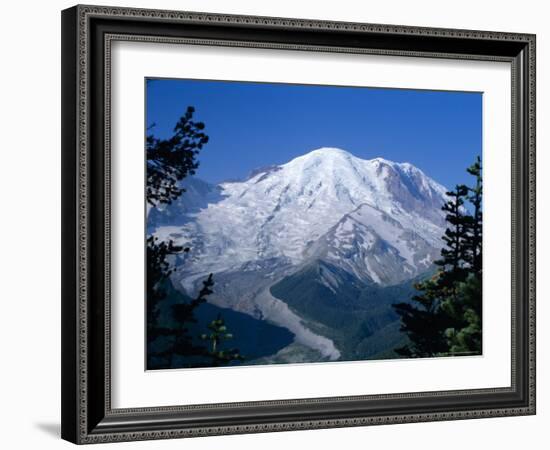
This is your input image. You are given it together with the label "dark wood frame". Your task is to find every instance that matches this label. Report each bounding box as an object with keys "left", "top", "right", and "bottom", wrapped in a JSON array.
[{"left": 61, "top": 4, "right": 536, "bottom": 444}]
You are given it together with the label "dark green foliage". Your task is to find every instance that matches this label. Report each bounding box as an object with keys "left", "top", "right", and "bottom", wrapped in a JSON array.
[
  {"left": 435, "top": 184, "right": 470, "bottom": 289},
  {"left": 200, "top": 314, "right": 245, "bottom": 367},
  {"left": 393, "top": 275, "right": 454, "bottom": 357},
  {"left": 148, "top": 275, "right": 214, "bottom": 369},
  {"left": 464, "top": 156, "right": 483, "bottom": 274},
  {"left": 147, "top": 106, "right": 209, "bottom": 207},
  {"left": 168, "top": 275, "right": 214, "bottom": 359},
  {"left": 440, "top": 156, "right": 483, "bottom": 355},
  {"left": 146, "top": 106, "right": 243, "bottom": 369},
  {"left": 393, "top": 156, "right": 483, "bottom": 358},
  {"left": 444, "top": 274, "right": 482, "bottom": 355},
  {"left": 146, "top": 236, "right": 187, "bottom": 342}
]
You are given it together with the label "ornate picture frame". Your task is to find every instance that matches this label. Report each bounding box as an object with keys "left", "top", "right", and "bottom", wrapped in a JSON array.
[{"left": 61, "top": 4, "right": 536, "bottom": 444}]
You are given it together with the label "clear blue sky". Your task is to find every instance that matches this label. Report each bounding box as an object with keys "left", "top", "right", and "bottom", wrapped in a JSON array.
[{"left": 146, "top": 78, "right": 482, "bottom": 189}]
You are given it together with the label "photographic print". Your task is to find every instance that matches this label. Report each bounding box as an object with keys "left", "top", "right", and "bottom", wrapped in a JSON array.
[{"left": 145, "top": 79, "right": 483, "bottom": 370}]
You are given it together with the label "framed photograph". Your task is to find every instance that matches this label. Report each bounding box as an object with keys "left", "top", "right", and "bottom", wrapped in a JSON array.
[{"left": 61, "top": 4, "right": 536, "bottom": 444}]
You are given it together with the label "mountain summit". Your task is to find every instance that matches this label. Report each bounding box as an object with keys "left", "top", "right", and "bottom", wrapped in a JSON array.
[{"left": 153, "top": 147, "right": 447, "bottom": 284}]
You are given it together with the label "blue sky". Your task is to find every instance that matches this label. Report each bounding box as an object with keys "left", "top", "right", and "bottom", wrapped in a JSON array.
[{"left": 146, "top": 78, "right": 482, "bottom": 189}]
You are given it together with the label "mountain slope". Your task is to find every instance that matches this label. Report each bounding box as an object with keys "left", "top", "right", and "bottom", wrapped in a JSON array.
[
  {"left": 307, "top": 203, "right": 439, "bottom": 285},
  {"left": 271, "top": 271, "right": 422, "bottom": 360}
]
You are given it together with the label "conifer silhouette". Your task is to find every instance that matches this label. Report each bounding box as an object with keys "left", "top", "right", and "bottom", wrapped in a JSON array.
[
  {"left": 393, "top": 157, "right": 482, "bottom": 357},
  {"left": 146, "top": 106, "right": 243, "bottom": 369}
]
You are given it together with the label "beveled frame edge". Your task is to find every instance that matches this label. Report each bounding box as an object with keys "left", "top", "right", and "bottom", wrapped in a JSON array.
[{"left": 61, "top": 4, "right": 536, "bottom": 444}]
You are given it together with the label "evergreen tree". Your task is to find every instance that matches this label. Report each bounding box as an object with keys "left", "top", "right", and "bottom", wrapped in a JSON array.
[
  {"left": 393, "top": 183, "right": 469, "bottom": 358},
  {"left": 153, "top": 275, "right": 216, "bottom": 368},
  {"left": 200, "top": 314, "right": 245, "bottom": 367},
  {"left": 434, "top": 184, "right": 470, "bottom": 293},
  {"left": 393, "top": 274, "right": 452, "bottom": 357},
  {"left": 442, "top": 157, "right": 482, "bottom": 354},
  {"left": 393, "top": 157, "right": 482, "bottom": 358},
  {"left": 146, "top": 106, "right": 207, "bottom": 367},
  {"left": 146, "top": 106, "right": 209, "bottom": 207},
  {"left": 145, "top": 105, "right": 243, "bottom": 369},
  {"left": 464, "top": 156, "right": 483, "bottom": 274},
  {"left": 444, "top": 274, "right": 482, "bottom": 354},
  {"left": 146, "top": 236, "right": 187, "bottom": 343}
]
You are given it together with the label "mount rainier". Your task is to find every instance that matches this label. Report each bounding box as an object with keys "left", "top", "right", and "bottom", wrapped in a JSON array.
[{"left": 149, "top": 147, "right": 449, "bottom": 363}]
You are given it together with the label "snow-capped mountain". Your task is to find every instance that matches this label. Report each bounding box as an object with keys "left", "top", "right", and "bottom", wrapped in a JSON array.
[
  {"left": 153, "top": 147, "right": 447, "bottom": 288},
  {"left": 150, "top": 147, "right": 450, "bottom": 362}
]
